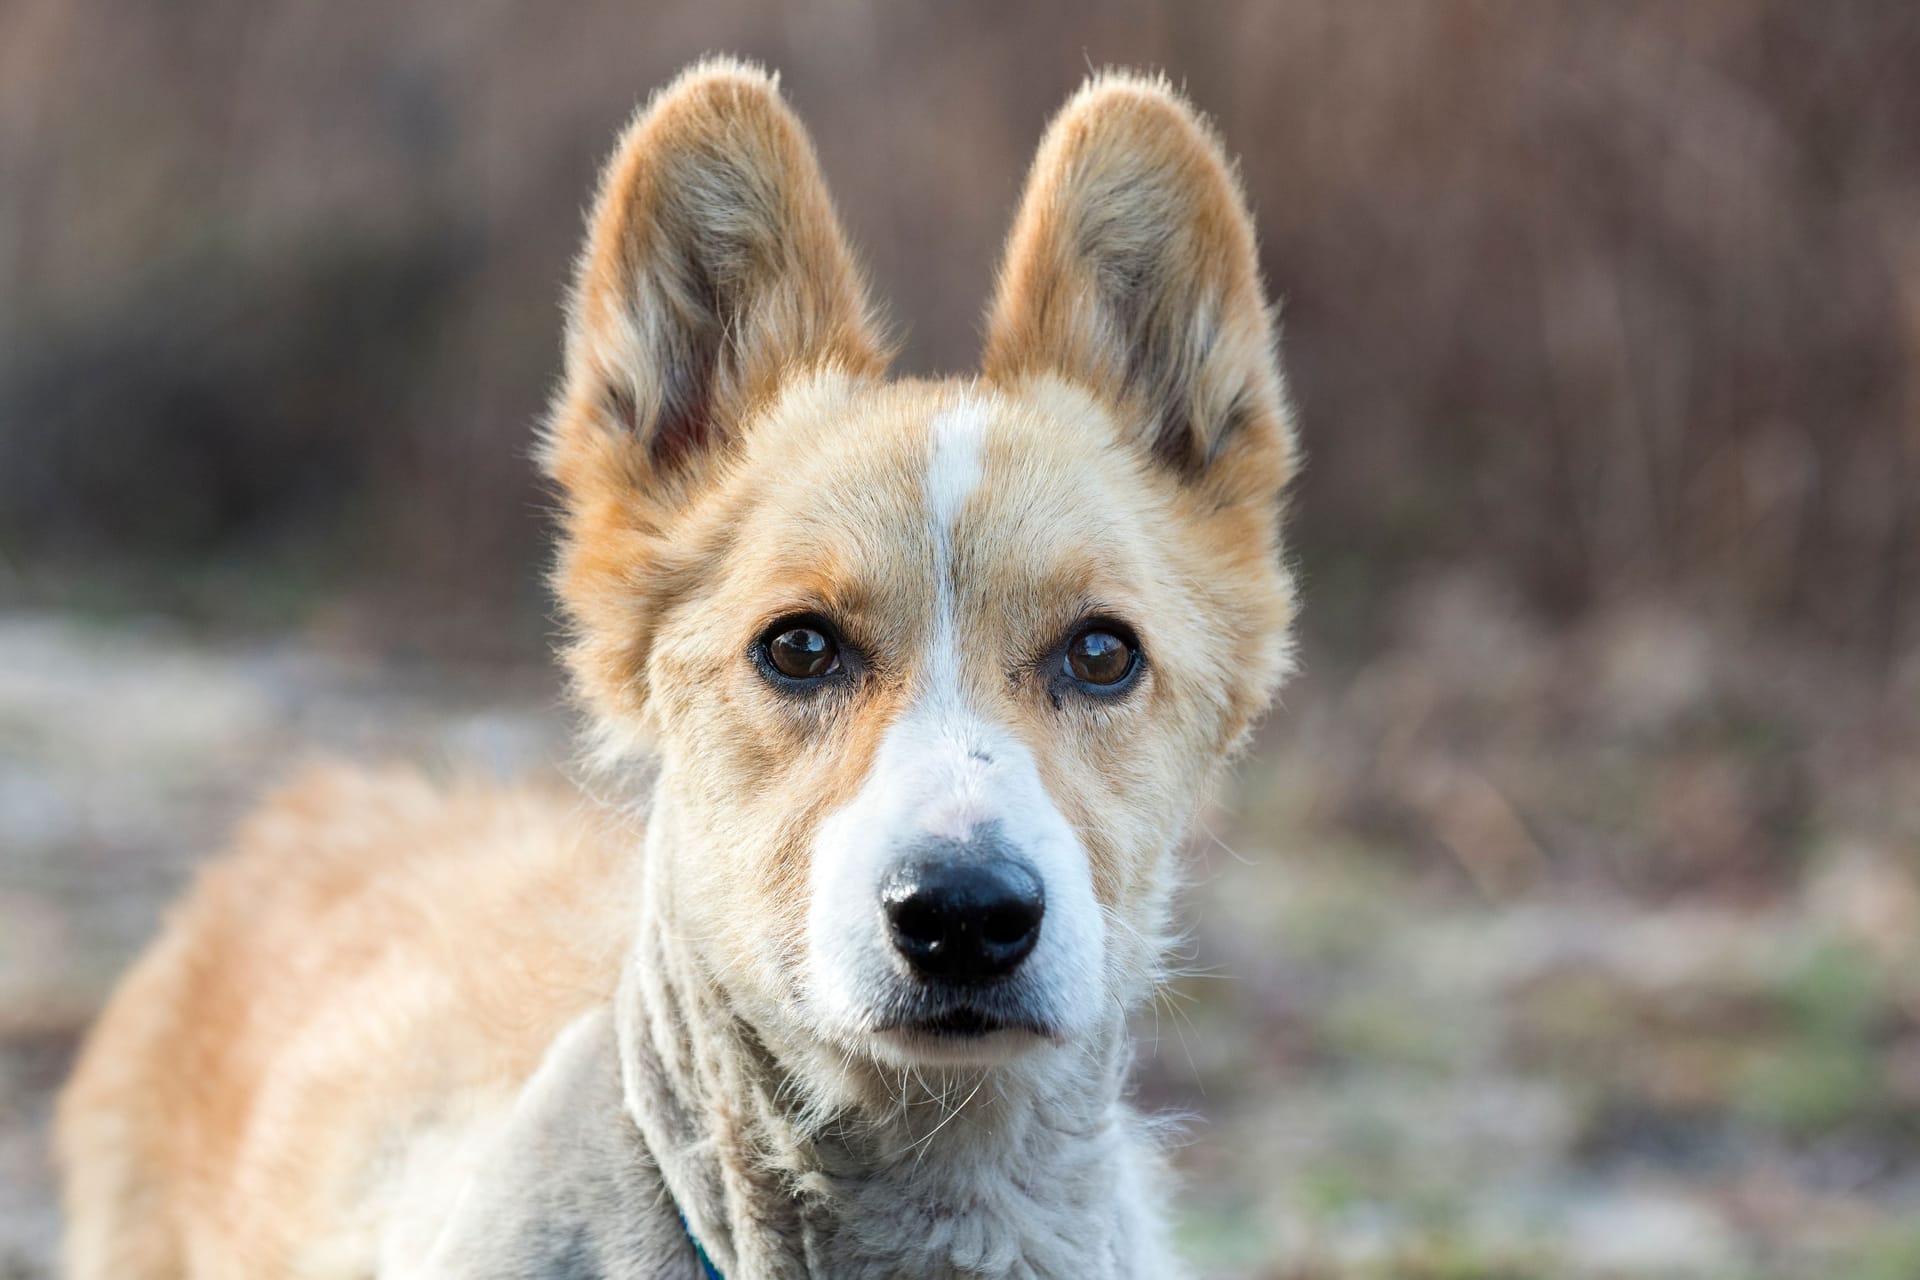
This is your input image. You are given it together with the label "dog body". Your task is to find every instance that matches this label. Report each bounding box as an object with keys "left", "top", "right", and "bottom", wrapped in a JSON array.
[{"left": 59, "top": 61, "right": 1296, "bottom": 1279}]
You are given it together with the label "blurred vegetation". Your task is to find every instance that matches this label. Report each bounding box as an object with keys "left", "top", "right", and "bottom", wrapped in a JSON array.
[
  {"left": 3, "top": 0, "right": 1916, "bottom": 658},
  {"left": 2, "top": 3, "right": 1917, "bottom": 1278}
]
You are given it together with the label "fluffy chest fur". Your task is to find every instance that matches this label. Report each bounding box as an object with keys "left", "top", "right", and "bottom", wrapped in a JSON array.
[{"left": 416, "top": 930, "right": 1176, "bottom": 1279}]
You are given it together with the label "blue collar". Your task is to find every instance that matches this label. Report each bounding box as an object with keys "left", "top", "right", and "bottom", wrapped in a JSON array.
[{"left": 677, "top": 1208, "right": 724, "bottom": 1280}]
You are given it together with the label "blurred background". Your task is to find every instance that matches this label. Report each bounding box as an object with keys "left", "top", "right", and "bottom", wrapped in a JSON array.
[{"left": 3, "top": 2, "right": 1917, "bottom": 1276}]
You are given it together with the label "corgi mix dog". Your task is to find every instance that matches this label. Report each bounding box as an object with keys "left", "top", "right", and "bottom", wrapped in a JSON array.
[{"left": 58, "top": 59, "right": 1296, "bottom": 1279}]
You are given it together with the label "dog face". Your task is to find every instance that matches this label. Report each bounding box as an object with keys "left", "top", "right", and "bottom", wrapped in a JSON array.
[{"left": 543, "top": 62, "right": 1295, "bottom": 1076}]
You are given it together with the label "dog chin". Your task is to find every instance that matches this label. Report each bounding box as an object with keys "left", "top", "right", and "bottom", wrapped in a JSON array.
[
  {"left": 866, "top": 1016, "right": 1058, "bottom": 1068},
  {"left": 857, "top": 991, "right": 1068, "bottom": 1067}
]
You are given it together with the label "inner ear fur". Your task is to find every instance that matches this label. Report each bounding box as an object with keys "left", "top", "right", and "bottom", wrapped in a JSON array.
[
  {"left": 543, "top": 59, "right": 887, "bottom": 506},
  {"left": 983, "top": 71, "right": 1293, "bottom": 501}
]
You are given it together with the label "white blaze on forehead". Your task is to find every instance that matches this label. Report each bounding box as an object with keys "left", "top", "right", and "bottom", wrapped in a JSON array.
[
  {"left": 924, "top": 397, "right": 989, "bottom": 723},
  {"left": 926, "top": 398, "right": 988, "bottom": 538}
]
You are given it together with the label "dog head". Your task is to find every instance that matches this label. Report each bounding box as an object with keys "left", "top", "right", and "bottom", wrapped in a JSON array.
[{"left": 544, "top": 61, "right": 1295, "bottom": 1079}]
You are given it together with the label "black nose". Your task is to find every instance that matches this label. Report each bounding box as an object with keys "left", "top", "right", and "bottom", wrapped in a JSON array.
[{"left": 882, "top": 856, "right": 1045, "bottom": 984}]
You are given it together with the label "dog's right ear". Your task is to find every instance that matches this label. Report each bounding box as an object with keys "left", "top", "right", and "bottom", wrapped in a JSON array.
[
  {"left": 542, "top": 59, "right": 886, "bottom": 506},
  {"left": 542, "top": 60, "right": 884, "bottom": 743}
]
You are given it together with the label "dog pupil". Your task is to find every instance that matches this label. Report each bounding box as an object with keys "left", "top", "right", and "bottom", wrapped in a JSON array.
[
  {"left": 772, "top": 627, "right": 833, "bottom": 678},
  {"left": 1069, "top": 631, "right": 1130, "bottom": 685}
]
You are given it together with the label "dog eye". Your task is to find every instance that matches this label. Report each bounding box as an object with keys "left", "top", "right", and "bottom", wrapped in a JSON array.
[
  {"left": 764, "top": 622, "right": 840, "bottom": 681},
  {"left": 1064, "top": 627, "right": 1136, "bottom": 688}
]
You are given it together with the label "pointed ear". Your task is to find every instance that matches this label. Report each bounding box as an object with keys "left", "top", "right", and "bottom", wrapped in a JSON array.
[
  {"left": 983, "top": 72, "right": 1293, "bottom": 501},
  {"left": 540, "top": 61, "right": 884, "bottom": 748},
  {"left": 543, "top": 59, "right": 886, "bottom": 504}
]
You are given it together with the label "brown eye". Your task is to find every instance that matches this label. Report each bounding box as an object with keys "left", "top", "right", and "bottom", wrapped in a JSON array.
[
  {"left": 766, "top": 624, "right": 839, "bottom": 681},
  {"left": 1065, "top": 628, "right": 1136, "bottom": 687}
]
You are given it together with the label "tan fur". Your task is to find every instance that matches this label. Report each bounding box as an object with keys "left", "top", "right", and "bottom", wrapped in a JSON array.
[
  {"left": 59, "top": 59, "right": 1296, "bottom": 1279},
  {"left": 59, "top": 767, "right": 631, "bottom": 1278}
]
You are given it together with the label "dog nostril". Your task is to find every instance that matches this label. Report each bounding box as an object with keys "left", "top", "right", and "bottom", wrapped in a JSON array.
[
  {"left": 981, "top": 900, "right": 1036, "bottom": 947},
  {"left": 889, "top": 896, "right": 946, "bottom": 950},
  {"left": 881, "top": 856, "right": 1044, "bottom": 985}
]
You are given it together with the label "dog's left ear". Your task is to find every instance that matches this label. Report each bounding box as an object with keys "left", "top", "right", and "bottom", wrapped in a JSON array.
[{"left": 983, "top": 73, "right": 1293, "bottom": 503}]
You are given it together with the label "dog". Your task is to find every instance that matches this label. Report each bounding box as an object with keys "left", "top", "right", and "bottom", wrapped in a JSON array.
[{"left": 57, "top": 58, "right": 1297, "bottom": 1279}]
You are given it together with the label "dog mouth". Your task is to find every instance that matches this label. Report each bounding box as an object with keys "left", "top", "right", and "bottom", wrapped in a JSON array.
[
  {"left": 829, "top": 965, "right": 1071, "bottom": 1064},
  {"left": 871, "top": 993, "right": 1056, "bottom": 1044},
  {"left": 887, "top": 1007, "right": 1031, "bottom": 1041},
  {"left": 915, "top": 1007, "right": 1004, "bottom": 1037}
]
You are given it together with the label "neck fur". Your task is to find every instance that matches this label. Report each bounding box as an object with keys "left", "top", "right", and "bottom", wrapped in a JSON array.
[{"left": 612, "top": 867, "right": 1172, "bottom": 1279}]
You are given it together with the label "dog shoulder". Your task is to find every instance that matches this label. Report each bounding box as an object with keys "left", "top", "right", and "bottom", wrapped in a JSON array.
[{"left": 59, "top": 764, "right": 636, "bottom": 1276}]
